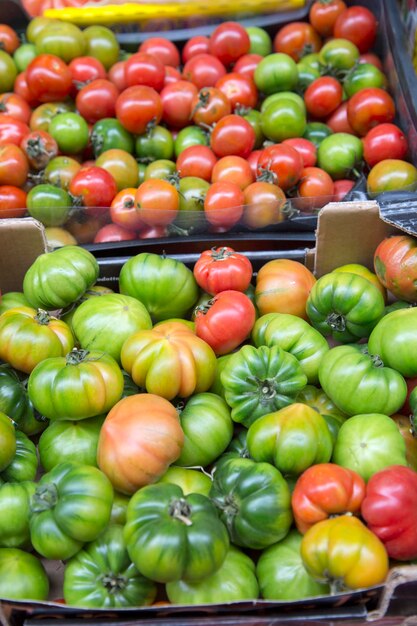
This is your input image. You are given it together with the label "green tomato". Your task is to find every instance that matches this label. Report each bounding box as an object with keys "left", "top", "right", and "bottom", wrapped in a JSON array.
[
  {"left": 298, "top": 52, "right": 320, "bottom": 72},
  {"left": 119, "top": 252, "right": 199, "bottom": 322},
  {"left": 91, "top": 118, "right": 134, "bottom": 157},
  {"left": 135, "top": 125, "right": 174, "bottom": 162},
  {"left": 303, "top": 121, "right": 333, "bottom": 147},
  {"left": 13, "top": 43, "right": 37, "bottom": 72},
  {"left": 23, "top": 245, "right": 99, "bottom": 310},
  {"left": 261, "top": 91, "right": 306, "bottom": 115},
  {"left": 318, "top": 344, "right": 407, "bottom": 416},
  {"left": 0, "top": 481, "right": 35, "bottom": 549},
  {"left": 167, "top": 546, "right": 259, "bottom": 604},
  {"left": 368, "top": 307, "right": 417, "bottom": 377},
  {"left": 38, "top": 415, "right": 105, "bottom": 471},
  {"left": 0, "top": 291, "right": 30, "bottom": 315},
  {"left": 63, "top": 525, "right": 157, "bottom": 608},
  {"left": 208, "top": 353, "right": 233, "bottom": 399},
  {"left": 319, "top": 38, "right": 360, "bottom": 72},
  {"left": 0, "top": 412, "right": 16, "bottom": 472},
  {"left": 30, "top": 462, "right": 114, "bottom": 560},
  {"left": 1, "top": 431, "right": 38, "bottom": 482},
  {"left": 254, "top": 53, "right": 299, "bottom": 95},
  {"left": 49, "top": 112, "right": 90, "bottom": 155},
  {"left": 72, "top": 293, "right": 152, "bottom": 363},
  {"left": 174, "top": 126, "right": 209, "bottom": 158},
  {"left": 237, "top": 107, "right": 265, "bottom": 149},
  {"left": 246, "top": 403, "right": 333, "bottom": 476},
  {"left": 252, "top": 312, "right": 329, "bottom": 384},
  {"left": 344, "top": 63, "right": 387, "bottom": 97},
  {"left": 210, "top": 457, "right": 292, "bottom": 549},
  {"left": 296, "top": 385, "right": 347, "bottom": 445},
  {"left": 257, "top": 530, "right": 330, "bottom": 600},
  {"left": 317, "top": 132, "right": 364, "bottom": 179},
  {"left": 0, "top": 363, "right": 48, "bottom": 436},
  {"left": 83, "top": 25, "right": 120, "bottom": 70},
  {"left": 174, "top": 392, "right": 233, "bottom": 467},
  {"left": 306, "top": 271, "right": 385, "bottom": 343},
  {"left": 27, "top": 184, "right": 72, "bottom": 227},
  {"left": 297, "top": 63, "right": 321, "bottom": 91},
  {"left": 110, "top": 492, "right": 130, "bottom": 525},
  {"left": 124, "top": 482, "right": 229, "bottom": 583},
  {"left": 332, "top": 413, "right": 408, "bottom": 482},
  {"left": 144, "top": 159, "right": 177, "bottom": 181},
  {"left": 174, "top": 176, "right": 209, "bottom": 232},
  {"left": 0, "top": 51, "right": 17, "bottom": 93},
  {"left": 35, "top": 21, "right": 86, "bottom": 62},
  {"left": 246, "top": 26, "right": 272, "bottom": 56},
  {"left": 261, "top": 98, "right": 306, "bottom": 142},
  {"left": 0, "top": 548, "right": 49, "bottom": 601},
  {"left": 157, "top": 466, "right": 212, "bottom": 496}
]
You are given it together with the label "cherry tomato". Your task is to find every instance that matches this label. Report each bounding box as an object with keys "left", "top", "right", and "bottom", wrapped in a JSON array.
[
  {"left": 367, "top": 160, "right": 417, "bottom": 196},
  {"left": 257, "top": 143, "right": 303, "bottom": 191},
  {"left": 359, "top": 52, "right": 383, "bottom": 72},
  {"left": 49, "top": 111, "right": 89, "bottom": 154},
  {"left": 0, "top": 25, "right": 20, "bottom": 55},
  {"left": 333, "top": 178, "right": 355, "bottom": 201},
  {"left": 0, "top": 93, "right": 31, "bottom": 124},
  {"left": 0, "top": 185, "right": 27, "bottom": 217},
  {"left": 138, "top": 224, "right": 168, "bottom": 239},
  {"left": 209, "top": 21, "right": 250, "bottom": 67},
  {"left": 160, "top": 80, "right": 198, "bottom": 129},
  {"left": 309, "top": 0, "right": 347, "bottom": 37},
  {"left": 125, "top": 52, "right": 165, "bottom": 92},
  {"left": 135, "top": 178, "right": 179, "bottom": 226},
  {"left": 204, "top": 180, "right": 244, "bottom": 229},
  {"left": 0, "top": 50, "right": 17, "bottom": 94},
  {"left": 76, "top": 78, "right": 119, "bottom": 124},
  {"left": 0, "top": 144, "right": 29, "bottom": 187},
  {"left": 0, "top": 114, "right": 30, "bottom": 146},
  {"left": 182, "top": 54, "right": 226, "bottom": 90},
  {"left": 304, "top": 76, "right": 343, "bottom": 119},
  {"left": 191, "top": 86, "right": 231, "bottom": 127},
  {"left": 273, "top": 22, "right": 322, "bottom": 61},
  {"left": 21, "top": 129, "right": 58, "bottom": 170},
  {"left": 14, "top": 71, "right": 39, "bottom": 108},
  {"left": 215, "top": 72, "right": 258, "bottom": 110},
  {"left": 243, "top": 181, "right": 286, "bottom": 229},
  {"left": 69, "top": 165, "right": 118, "bottom": 214},
  {"left": 116, "top": 85, "right": 163, "bottom": 135},
  {"left": 82, "top": 25, "right": 120, "bottom": 71},
  {"left": 211, "top": 155, "right": 254, "bottom": 190},
  {"left": 176, "top": 145, "right": 217, "bottom": 181},
  {"left": 247, "top": 149, "right": 262, "bottom": 178},
  {"left": 26, "top": 54, "right": 72, "bottom": 103},
  {"left": 334, "top": 5, "right": 377, "bottom": 53},
  {"left": 108, "top": 60, "right": 127, "bottom": 92},
  {"left": 164, "top": 66, "right": 182, "bottom": 86},
  {"left": 68, "top": 55, "right": 107, "bottom": 98},
  {"left": 210, "top": 114, "right": 255, "bottom": 158},
  {"left": 325, "top": 101, "right": 356, "bottom": 135},
  {"left": 110, "top": 188, "right": 145, "bottom": 232},
  {"left": 44, "top": 155, "right": 81, "bottom": 190},
  {"left": 347, "top": 87, "right": 395, "bottom": 136},
  {"left": 182, "top": 36, "right": 210, "bottom": 64},
  {"left": 93, "top": 223, "right": 137, "bottom": 244},
  {"left": 139, "top": 38, "right": 180, "bottom": 68},
  {"left": 282, "top": 138, "right": 317, "bottom": 167},
  {"left": 363, "top": 123, "right": 409, "bottom": 167},
  {"left": 294, "top": 166, "right": 334, "bottom": 211},
  {"left": 29, "top": 102, "right": 73, "bottom": 133},
  {"left": 233, "top": 54, "right": 263, "bottom": 80}
]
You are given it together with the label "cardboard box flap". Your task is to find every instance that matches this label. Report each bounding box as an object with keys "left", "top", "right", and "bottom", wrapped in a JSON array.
[
  {"left": 377, "top": 192, "right": 417, "bottom": 235},
  {"left": 0, "top": 218, "right": 47, "bottom": 294}
]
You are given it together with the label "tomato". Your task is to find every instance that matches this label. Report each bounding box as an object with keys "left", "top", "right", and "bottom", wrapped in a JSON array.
[
  {"left": 245, "top": 25, "right": 272, "bottom": 56},
  {"left": 363, "top": 123, "right": 408, "bottom": 167},
  {"left": 332, "top": 178, "right": 354, "bottom": 200},
  {"left": 82, "top": 25, "right": 120, "bottom": 70},
  {"left": 29, "top": 101, "right": 73, "bottom": 132},
  {"left": 261, "top": 98, "right": 306, "bottom": 143},
  {"left": 309, "top": 0, "right": 347, "bottom": 37},
  {"left": 347, "top": 88, "right": 395, "bottom": 137},
  {"left": 135, "top": 124, "right": 174, "bottom": 162},
  {"left": 134, "top": 178, "right": 178, "bottom": 226},
  {"left": 257, "top": 143, "right": 303, "bottom": 191},
  {"left": 359, "top": 52, "right": 383, "bottom": 71},
  {"left": 139, "top": 37, "right": 180, "bottom": 68},
  {"left": 317, "top": 132, "right": 363, "bottom": 180},
  {"left": 303, "top": 121, "right": 333, "bottom": 147},
  {"left": 210, "top": 456, "right": 292, "bottom": 548},
  {"left": 116, "top": 85, "right": 163, "bottom": 135},
  {"left": 209, "top": 21, "right": 250, "bottom": 67},
  {"left": 300, "top": 516, "right": 388, "bottom": 591},
  {"left": 374, "top": 235, "right": 417, "bottom": 302},
  {"left": 75, "top": 78, "right": 119, "bottom": 124},
  {"left": 0, "top": 25, "right": 20, "bottom": 55},
  {"left": 215, "top": 72, "right": 258, "bottom": 111},
  {"left": 49, "top": 111, "right": 89, "bottom": 154},
  {"left": 295, "top": 166, "right": 334, "bottom": 212},
  {"left": 174, "top": 125, "right": 209, "bottom": 157},
  {"left": 0, "top": 481, "right": 35, "bottom": 549},
  {"left": 91, "top": 117, "right": 134, "bottom": 157},
  {"left": 344, "top": 63, "right": 387, "bottom": 98},
  {"left": 368, "top": 308, "right": 417, "bottom": 378},
  {"left": 273, "top": 22, "right": 322, "bottom": 61},
  {"left": 158, "top": 79, "right": 197, "bottom": 129},
  {"left": 318, "top": 38, "right": 360, "bottom": 73},
  {"left": 108, "top": 59, "right": 127, "bottom": 91},
  {"left": 282, "top": 137, "right": 317, "bottom": 167},
  {"left": 21, "top": 130, "right": 57, "bottom": 171},
  {"left": 182, "top": 36, "right": 210, "bottom": 63},
  {"left": 333, "top": 263, "right": 387, "bottom": 301},
  {"left": 255, "top": 259, "right": 316, "bottom": 320},
  {"left": 27, "top": 184, "right": 71, "bottom": 226},
  {"left": 68, "top": 55, "right": 106, "bottom": 94},
  {"left": 13, "top": 71, "right": 39, "bottom": 108},
  {"left": 334, "top": 5, "right": 377, "bottom": 53},
  {"left": 0, "top": 548, "right": 49, "bottom": 601},
  {"left": 0, "top": 115, "right": 30, "bottom": 146},
  {"left": 125, "top": 52, "right": 165, "bottom": 92},
  {"left": 177, "top": 144, "right": 217, "bottom": 180},
  {"left": 97, "top": 393, "right": 184, "bottom": 493},
  {"left": 0, "top": 93, "right": 31, "bottom": 124},
  {"left": 164, "top": 65, "right": 181, "bottom": 86},
  {"left": 203, "top": 180, "right": 244, "bottom": 229},
  {"left": 332, "top": 413, "right": 407, "bottom": 482},
  {"left": 190, "top": 86, "right": 230, "bottom": 127},
  {"left": 26, "top": 53, "right": 72, "bottom": 103},
  {"left": 242, "top": 181, "right": 286, "bottom": 229},
  {"left": 254, "top": 53, "right": 298, "bottom": 94},
  {"left": 96, "top": 148, "right": 139, "bottom": 192},
  {"left": 43, "top": 155, "right": 81, "bottom": 189},
  {"left": 0, "top": 144, "right": 28, "bottom": 188},
  {"left": 193, "top": 246, "right": 253, "bottom": 295},
  {"left": 233, "top": 53, "right": 263, "bottom": 80},
  {"left": 367, "top": 160, "right": 417, "bottom": 196},
  {"left": 325, "top": 101, "right": 356, "bottom": 135},
  {"left": 34, "top": 20, "right": 85, "bottom": 63},
  {"left": 0, "top": 186, "right": 27, "bottom": 218},
  {"left": 110, "top": 188, "right": 143, "bottom": 231},
  {"left": 182, "top": 53, "right": 226, "bottom": 90},
  {"left": 0, "top": 412, "right": 16, "bottom": 471},
  {"left": 69, "top": 166, "right": 116, "bottom": 217},
  {"left": 0, "top": 50, "right": 17, "bottom": 93},
  {"left": 144, "top": 158, "right": 176, "bottom": 181},
  {"left": 211, "top": 155, "right": 253, "bottom": 190},
  {"left": 304, "top": 77, "right": 343, "bottom": 119}
]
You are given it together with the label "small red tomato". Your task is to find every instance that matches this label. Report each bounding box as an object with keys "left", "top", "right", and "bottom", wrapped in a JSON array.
[
  {"left": 160, "top": 80, "right": 198, "bottom": 129},
  {"left": 210, "top": 114, "right": 255, "bottom": 159},
  {"left": 309, "top": 0, "right": 347, "bottom": 37},
  {"left": 135, "top": 178, "right": 179, "bottom": 226},
  {"left": 208, "top": 21, "right": 250, "bottom": 67},
  {"left": 125, "top": 52, "right": 165, "bottom": 92},
  {"left": 76, "top": 79, "right": 119, "bottom": 124},
  {"left": 110, "top": 188, "right": 145, "bottom": 232},
  {"left": 0, "top": 114, "right": 30, "bottom": 146},
  {"left": 211, "top": 155, "right": 254, "bottom": 190},
  {"left": 282, "top": 138, "right": 317, "bottom": 168},
  {"left": 182, "top": 36, "right": 210, "bottom": 64},
  {"left": 274, "top": 22, "right": 322, "bottom": 61},
  {"left": 204, "top": 180, "right": 244, "bottom": 230},
  {"left": 243, "top": 181, "right": 287, "bottom": 229},
  {"left": 304, "top": 76, "right": 343, "bottom": 119},
  {"left": 93, "top": 223, "right": 137, "bottom": 244},
  {"left": 116, "top": 85, "right": 163, "bottom": 135},
  {"left": 68, "top": 56, "right": 107, "bottom": 97},
  {"left": 0, "top": 93, "right": 32, "bottom": 124},
  {"left": 108, "top": 60, "right": 127, "bottom": 92},
  {"left": 69, "top": 166, "right": 118, "bottom": 215},
  {"left": 176, "top": 145, "right": 217, "bottom": 181},
  {"left": 191, "top": 87, "right": 231, "bottom": 127},
  {"left": 333, "top": 179, "right": 355, "bottom": 201},
  {"left": 295, "top": 166, "right": 334, "bottom": 212},
  {"left": 0, "top": 185, "right": 27, "bottom": 218},
  {"left": 139, "top": 37, "right": 180, "bottom": 68},
  {"left": 215, "top": 72, "right": 258, "bottom": 110},
  {"left": 182, "top": 54, "right": 227, "bottom": 90},
  {"left": 193, "top": 246, "right": 253, "bottom": 295},
  {"left": 233, "top": 54, "right": 263, "bottom": 81},
  {"left": 363, "top": 123, "right": 409, "bottom": 167},
  {"left": 164, "top": 66, "right": 182, "bottom": 86},
  {"left": 26, "top": 54, "right": 72, "bottom": 103},
  {"left": 334, "top": 5, "right": 377, "bottom": 53},
  {"left": 326, "top": 101, "right": 357, "bottom": 135},
  {"left": 347, "top": 87, "right": 395, "bottom": 137},
  {"left": 257, "top": 143, "right": 303, "bottom": 191}
]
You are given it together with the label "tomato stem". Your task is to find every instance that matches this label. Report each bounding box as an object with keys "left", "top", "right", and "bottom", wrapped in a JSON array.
[
  {"left": 66, "top": 347, "right": 90, "bottom": 365},
  {"left": 100, "top": 573, "right": 127, "bottom": 593},
  {"left": 31, "top": 483, "right": 58, "bottom": 513},
  {"left": 168, "top": 498, "right": 193, "bottom": 526},
  {"left": 326, "top": 312, "right": 347, "bottom": 332},
  {"left": 34, "top": 309, "right": 53, "bottom": 325}
]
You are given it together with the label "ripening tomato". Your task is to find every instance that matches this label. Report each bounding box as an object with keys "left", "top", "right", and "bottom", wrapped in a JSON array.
[
  {"left": 176, "top": 145, "right": 217, "bottom": 181},
  {"left": 309, "top": 0, "right": 347, "bottom": 37},
  {"left": 0, "top": 144, "right": 29, "bottom": 187},
  {"left": 211, "top": 155, "right": 254, "bottom": 190},
  {"left": 243, "top": 181, "right": 286, "bottom": 229},
  {"left": 363, "top": 123, "right": 408, "bottom": 167},
  {"left": 334, "top": 5, "right": 377, "bottom": 53},
  {"left": 0, "top": 93, "right": 32, "bottom": 124},
  {"left": 110, "top": 188, "right": 145, "bottom": 232},
  {"left": 124, "top": 52, "right": 165, "bottom": 92},
  {"left": 204, "top": 181, "right": 244, "bottom": 230},
  {"left": 69, "top": 166, "right": 118, "bottom": 214},
  {"left": 93, "top": 223, "right": 137, "bottom": 243},
  {"left": 21, "top": 129, "right": 58, "bottom": 170},
  {"left": 347, "top": 88, "right": 395, "bottom": 136},
  {"left": 116, "top": 85, "right": 163, "bottom": 135},
  {"left": 208, "top": 21, "right": 250, "bottom": 67},
  {"left": 139, "top": 38, "right": 180, "bottom": 68},
  {"left": 26, "top": 54, "right": 72, "bottom": 102},
  {"left": 273, "top": 22, "right": 322, "bottom": 61},
  {"left": 135, "top": 178, "right": 179, "bottom": 226},
  {"left": 233, "top": 54, "right": 263, "bottom": 80},
  {"left": 193, "top": 246, "right": 253, "bottom": 295},
  {"left": 0, "top": 186, "right": 27, "bottom": 218},
  {"left": 13, "top": 71, "right": 39, "bottom": 108},
  {"left": 210, "top": 114, "right": 255, "bottom": 158},
  {"left": 191, "top": 87, "right": 231, "bottom": 127},
  {"left": 295, "top": 166, "right": 334, "bottom": 212},
  {"left": 0, "top": 25, "right": 20, "bottom": 55},
  {"left": 68, "top": 55, "right": 107, "bottom": 97}
]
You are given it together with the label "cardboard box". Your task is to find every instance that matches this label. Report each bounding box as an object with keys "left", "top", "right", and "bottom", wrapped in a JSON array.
[{"left": 1, "top": 204, "right": 417, "bottom": 625}]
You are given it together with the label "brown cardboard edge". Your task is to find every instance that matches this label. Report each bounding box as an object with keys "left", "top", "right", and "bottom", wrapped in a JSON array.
[{"left": 0, "top": 218, "right": 48, "bottom": 293}]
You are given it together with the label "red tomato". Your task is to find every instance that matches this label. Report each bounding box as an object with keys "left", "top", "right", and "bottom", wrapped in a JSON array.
[
  {"left": 195, "top": 289, "right": 256, "bottom": 355},
  {"left": 176, "top": 144, "right": 217, "bottom": 181},
  {"left": 273, "top": 22, "right": 322, "bottom": 61},
  {"left": 125, "top": 52, "right": 165, "bottom": 92},
  {"left": 21, "top": 129, "right": 58, "bottom": 170},
  {"left": 93, "top": 223, "right": 137, "bottom": 244},
  {"left": 210, "top": 114, "right": 255, "bottom": 158},
  {"left": 68, "top": 56, "right": 107, "bottom": 97},
  {"left": 160, "top": 80, "right": 198, "bottom": 129},
  {"left": 309, "top": 0, "right": 347, "bottom": 37},
  {"left": 243, "top": 181, "right": 286, "bottom": 229},
  {"left": 139, "top": 38, "right": 180, "bottom": 68},
  {"left": 257, "top": 143, "right": 303, "bottom": 191},
  {"left": 0, "top": 144, "right": 29, "bottom": 187},
  {"left": 26, "top": 54, "right": 72, "bottom": 103},
  {"left": 76, "top": 79, "right": 119, "bottom": 124},
  {"left": 204, "top": 180, "right": 244, "bottom": 229},
  {"left": 0, "top": 185, "right": 27, "bottom": 217},
  {"left": 13, "top": 72, "right": 39, "bottom": 108},
  {"left": 108, "top": 60, "right": 127, "bottom": 92},
  {"left": 211, "top": 155, "right": 254, "bottom": 189},
  {"left": 304, "top": 76, "right": 343, "bottom": 119},
  {"left": 361, "top": 465, "right": 417, "bottom": 560},
  {"left": 0, "top": 25, "right": 20, "bottom": 55},
  {"left": 333, "top": 178, "right": 355, "bottom": 201},
  {"left": 363, "top": 123, "right": 408, "bottom": 167},
  {"left": 208, "top": 21, "right": 250, "bottom": 67},
  {"left": 193, "top": 246, "right": 253, "bottom": 295},
  {"left": 164, "top": 66, "right": 182, "bottom": 86},
  {"left": 326, "top": 101, "right": 357, "bottom": 135},
  {"left": 116, "top": 85, "right": 163, "bottom": 134},
  {"left": 0, "top": 114, "right": 30, "bottom": 146},
  {"left": 334, "top": 5, "right": 377, "bottom": 53},
  {"left": 233, "top": 54, "right": 263, "bottom": 81},
  {"left": 247, "top": 149, "right": 262, "bottom": 178},
  {"left": 295, "top": 166, "right": 334, "bottom": 211},
  {"left": 110, "top": 188, "right": 144, "bottom": 232},
  {"left": 191, "top": 86, "right": 231, "bottom": 127},
  {"left": 292, "top": 463, "right": 366, "bottom": 534},
  {"left": 182, "top": 54, "right": 227, "bottom": 90},
  {"left": 0, "top": 93, "right": 32, "bottom": 124},
  {"left": 359, "top": 52, "right": 383, "bottom": 72},
  {"left": 347, "top": 88, "right": 395, "bottom": 137},
  {"left": 182, "top": 36, "right": 210, "bottom": 64},
  {"left": 69, "top": 166, "right": 118, "bottom": 215},
  {"left": 282, "top": 138, "right": 317, "bottom": 167},
  {"left": 138, "top": 224, "right": 168, "bottom": 239},
  {"left": 135, "top": 178, "right": 179, "bottom": 226},
  {"left": 215, "top": 72, "right": 258, "bottom": 110}
]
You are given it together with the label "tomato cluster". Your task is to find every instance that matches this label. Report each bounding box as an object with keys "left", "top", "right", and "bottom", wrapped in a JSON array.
[
  {"left": 0, "top": 3, "right": 416, "bottom": 247},
  {"left": 2, "top": 230, "right": 417, "bottom": 606}
]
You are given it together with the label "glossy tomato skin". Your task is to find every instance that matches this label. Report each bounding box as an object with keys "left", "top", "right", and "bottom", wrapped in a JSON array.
[
  {"left": 363, "top": 123, "right": 408, "bottom": 167},
  {"left": 68, "top": 55, "right": 107, "bottom": 93},
  {"left": 211, "top": 155, "right": 254, "bottom": 190},
  {"left": 347, "top": 88, "right": 395, "bottom": 137},
  {"left": 367, "top": 160, "right": 417, "bottom": 196},
  {"left": 243, "top": 181, "right": 286, "bottom": 229},
  {"left": 82, "top": 25, "right": 120, "bottom": 71},
  {"left": 210, "top": 114, "right": 255, "bottom": 158},
  {"left": 191, "top": 87, "right": 231, "bottom": 127},
  {"left": 21, "top": 130, "right": 58, "bottom": 171},
  {"left": 0, "top": 115, "right": 30, "bottom": 146},
  {"left": 282, "top": 138, "right": 317, "bottom": 167},
  {"left": 116, "top": 85, "right": 163, "bottom": 135},
  {"left": 49, "top": 111, "right": 89, "bottom": 155},
  {"left": 273, "top": 22, "right": 322, "bottom": 61},
  {"left": 258, "top": 143, "right": 303, "bottom": 191},
  {"left": 0, "top": 93, "right": 31, "bottom": 124},
  {"left": 183, "top": 54, "right": 227, "bottom": 90},
  {"left": 304, "top": 77, "right": 343, "bottom": 119},
  {"left": 93, "top": 224, "right": 137, "bottom": 244},
  {"left": 233, "top": 53, "right": 263, "bottom": 80},
  {"left": 182, "top": 36, "right": 210, "bottom": 63},
  {"left": 209, "top": 21, "right": 250, "bottom": 67},
  {"left": 332, "top": 178, "right": 355, "bottom": 200},
  {"left": 317, "top": 132, "right": 363, "bottom": 180},
  {"left": 0, "top": 50, "right": 17, "bottom": 93},
  {"left": 260, "top": 98, "right": 306, "bottom": 143},
  {"left": 135, "top": 178, "right": 179, "bottom": 226},
  {"left": 110, "top": 188, "right": 144, "bottom": 231},
  {"left": 309, "top": 0, "right": 347, "bottom": 37},
  {"left": 0, "top": 548, "right": 49, "bottom": 601},
  {"left": 96, "top": 148, "right": 139, "bottom": 191},
  {"left": 204, "top": 180, "right": 244, "bottom": 230},
  {"left": 325, "top": 101, "right": 356, "bottom": 135},
  {"left": 295, "top": 166, "right": 334, "bottom": 212},
  {"left": 69, "top": 166, "right": 117, "bottom": 214},
  {"left": 0, "top": 144, "right": 29, "bottom": 188},
  {"left": 26, "top": 54, "right": 72, "bottom": 102},
  {"left": 124, "top": 52, "right": 165, "bottom": 92},
  {"left": 27, "top": 183, "right": 71, "bottom": 226},
  {"left": 160, "top": 80, "right": 198, "bottom": 129},
  {"left": 195, "top": 290, "right": 256, "bottom": 355},
  {"left": 334, "top": 5, "right": 377, "bottom": 53},
  {"left": 140, "top": 37, "right": 180, "bottom": 68},
  {"left": 193, "top": 246, "right": 253, "bottom": 295},
  {"left": 374, "top": 235, "right": 417, "bottom": 302},
  {"left": 0, "top": 186, "right": 27, "bottom": 218},
  {"left": 75, "top": 78, "right": 119, "bottom": 124},
  {"left": 215, "top": 72, "right": 258, "bottom": 111}
]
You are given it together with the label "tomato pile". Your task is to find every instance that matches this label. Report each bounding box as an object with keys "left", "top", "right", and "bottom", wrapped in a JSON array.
[
  {"left": 0, "top": 2, "right": 416, "bottom": 247},
  {"left": 1, "top": 232, "right": 417, "bottom": 606}
]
